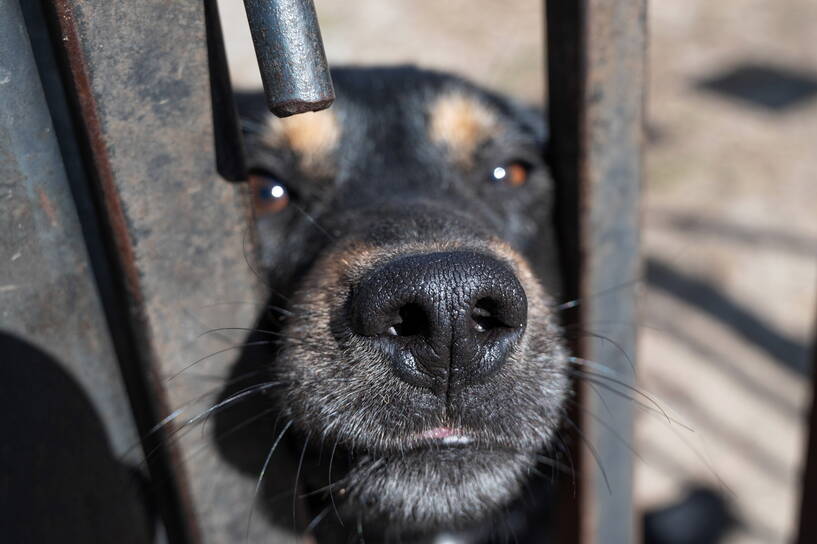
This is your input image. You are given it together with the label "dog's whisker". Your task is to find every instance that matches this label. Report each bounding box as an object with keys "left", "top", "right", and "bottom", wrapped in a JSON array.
[
  {"left": 166, "top": 340, "right": 278, "bottom": 382},
  {"left": 305, "top": 504, "right": 332, "bottom": 534},
  {"left": 126, "top": 371, "right": 283, "bottom": 460},
  {"left": 567, "top": 368, "right": 676, "bottom": 426},
  {"left": 247, "top": 420, "right": 293, "bottom": 541},
  {"left": 566, "top": 398, "right": 645, "bottom": 464},
  {"left": 556, "top": 275, "right": 643, "bottom": 311},
  {"left": 240, "top": 226, "right": 296, "bottom": 304},
  {"left": 562, "top": 416, "right": 612, "bottom": 495},
  {"left": 189, "top": 381, "right": 286, "bottom": 428},
  {"left": 566, "top": 331, "right": 636, "bottom": 374},
  {"left": 293, "top": 432, "right": 312, "bottom": 530},
  {"left": 292, "top": 203, "right": 336, "bottom": 241},
  {"left": 195, "top": 326, "right": 298, "bottom": 339},
  {"left": 567, "top": 356, "right": 620, "bottom": 377},
  {"left": 174, "top": 407, "right": 281, "bottom": 475},
  {"left": 328, "top": 433, "right": 345, "bottom": 526}
]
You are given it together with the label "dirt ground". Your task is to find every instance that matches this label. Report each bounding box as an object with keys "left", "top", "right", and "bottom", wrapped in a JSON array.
[{"left": 221, "top": 1, "right": 817, "bottom": 541}]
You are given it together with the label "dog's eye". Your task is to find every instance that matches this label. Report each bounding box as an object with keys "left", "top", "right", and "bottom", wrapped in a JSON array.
[
  {"left": 490, "top": 160, "right": 529, "bottom": 187},
  {"left": 249, "top": 171, "right": 290, "bottom": 215}
]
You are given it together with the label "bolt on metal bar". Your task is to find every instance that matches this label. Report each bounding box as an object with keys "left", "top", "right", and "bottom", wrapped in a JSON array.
[{"left": 243, "top": 0, "right": 335, "bottom": 117}]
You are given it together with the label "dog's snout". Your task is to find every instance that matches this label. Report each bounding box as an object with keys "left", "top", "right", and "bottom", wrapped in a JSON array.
[{"left": 350, "top": 251, "right": 527, "bottom": 395}]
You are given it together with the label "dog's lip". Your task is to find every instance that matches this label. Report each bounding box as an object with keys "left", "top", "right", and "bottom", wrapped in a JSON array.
[{"left": 417, "top": 426, "right": 474, "bottom": 446}]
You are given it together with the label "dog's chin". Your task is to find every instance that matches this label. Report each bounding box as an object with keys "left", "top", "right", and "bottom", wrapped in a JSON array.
[{"left": 342, "top": 444, "right": 535, "bottom": 531}]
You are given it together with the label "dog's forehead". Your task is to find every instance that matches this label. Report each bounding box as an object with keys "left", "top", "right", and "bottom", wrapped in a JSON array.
[{"left": 258, "top": 68, "right": 518, "bottom": 180}]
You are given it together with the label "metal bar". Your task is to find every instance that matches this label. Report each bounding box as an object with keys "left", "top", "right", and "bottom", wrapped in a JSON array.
[
  {"left": 43, "top": 2, "right": 202, "bottom": 542},
  {"left": 0, "top": 0, "right": 150, "bottom": 538},
  {"left": 205, "top": 0, "right": 248, "bottom": 181},
  {"left": 546, "top": 1, "right": 646, "bottom": 542},
  {"left": 0, "top": 0, "right": 141, "bottom": 468},
  {"left": 243, "top": 0, "right": 335, "bottom": 117},
  {"left": 796, "top": 325, "right": 817, "bottom": 544},
  {"left": 41, "top": 1, "right": 269, "bottom": 541}
]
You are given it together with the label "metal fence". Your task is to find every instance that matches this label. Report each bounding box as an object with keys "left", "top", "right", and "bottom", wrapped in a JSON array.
[{"left": 0, "top": 0, "right": 813, "bottom": 542}]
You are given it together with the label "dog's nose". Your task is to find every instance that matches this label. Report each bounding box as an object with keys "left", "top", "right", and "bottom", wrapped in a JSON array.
[{"left": 350, "top": 251, "right": 527, "bottom": 396}]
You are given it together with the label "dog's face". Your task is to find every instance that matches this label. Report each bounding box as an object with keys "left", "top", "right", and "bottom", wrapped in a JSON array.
[{"left": 238, "top": 66, "right": 568, "bottom": 531}]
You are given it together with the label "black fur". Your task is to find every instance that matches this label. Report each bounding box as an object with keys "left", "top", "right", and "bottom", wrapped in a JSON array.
[{"left": 219, "top": 66, "right": 568, "bottom": 542}]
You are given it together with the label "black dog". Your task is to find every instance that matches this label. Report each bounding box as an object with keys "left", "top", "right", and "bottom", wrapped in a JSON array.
[{"left": 219, "top": 66, "right": 569, "bottom": 542}]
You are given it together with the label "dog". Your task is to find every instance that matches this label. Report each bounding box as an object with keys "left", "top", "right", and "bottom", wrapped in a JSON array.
[{"left": 217, "top": 66, "right": 570, "bottom": 543}]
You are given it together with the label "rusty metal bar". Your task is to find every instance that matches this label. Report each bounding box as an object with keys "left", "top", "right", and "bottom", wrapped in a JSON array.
[
  {"left": 41, "top": 1, "right": 202, "bottom": 542},
  {"left": 39, "top": 0, "right": 269, "bottom": 542},
  {"left": 546, "top": 1, "right": 646, "bottom": 542},
  {"left": 1, "top": 0, "right": 151, "bottom": 538},
  {"left": 0, "top": 0, "right": 143, "bottom": 474},
  {"left": 243, "top": 0, "right": 335, "bottom": 117},
  {"left": 796, "top": 325, "right": 817, "bottom": 544}
]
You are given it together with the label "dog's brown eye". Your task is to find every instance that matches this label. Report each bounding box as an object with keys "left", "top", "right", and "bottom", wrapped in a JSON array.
[
  {"left": 249, "top": 172, "right": 290, "bottom": 215},
  {"left": 490, "top": 161, "right": 529, "bottom": 187}
]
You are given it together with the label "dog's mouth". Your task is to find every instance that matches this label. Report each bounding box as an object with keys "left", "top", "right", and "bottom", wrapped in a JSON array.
[
  {"left": 396, "top": 426, "right": 476, "bottom": 451},
  {"left": 418, "top": 426, "right": 474, "bottom": 445},
  {"left": 355, "top": 424, "right": 529, "bottom": 457}
]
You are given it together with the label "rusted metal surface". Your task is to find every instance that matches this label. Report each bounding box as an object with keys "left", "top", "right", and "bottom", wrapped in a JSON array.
[
  {"left": 243, "top": 0, "right": 335, "bottom": 117},
  {"left": 547, "top": 1, "right": 646, "bottom": 542},
  {"left": 0, "top": 5, "right": 154, "bottom": 539},
  {"left": 0, "top": 0, "right": 140, "bottom": 465},
  {"left": 44, "top": 0, "right": 271, "bottom": 542},
  {"left": 796, "top": 327, "right": 817, "bottom": 544}
]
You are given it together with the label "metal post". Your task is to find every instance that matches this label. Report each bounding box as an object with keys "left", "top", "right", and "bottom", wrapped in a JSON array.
[
  {"left": 796, "top": 322, "right": 817, "bottom": 544},
  {"left": 546, "top": 1, "right": 646, "bottom": 542},
  {"left": 39, "top": 1, "right": 272, "bottom": 541},
  {"left": 243, "top": 0, "right": 335, "bottom": 117},
  {"left": 1, "top": 0, "right": 148, "bottom": 538},
  {"left": 0, "top": 0, "right": 142, "bottom": 479}
]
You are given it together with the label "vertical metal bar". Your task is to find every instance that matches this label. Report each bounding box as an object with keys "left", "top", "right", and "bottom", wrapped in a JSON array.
[
  {"left": 1, "top": 1, "right": 150, "bottom": 539},
  {"left": 40, "top": 0, "right": 269, "bottom": 541},
  {"left": 546, "top": 1, "right": 646, "bottom": 542},
  {"left": 205, "top": 0, "right": 248, "bottom": 181},
  {"left": 243, "top": 0, "right": 335, "bottom": 117},
  {"left": 545, "top": 3, "right": 585, "bottom": 541},
  {"left": 0, "top": 0, "right": 141, "bottom": 466},
  {"left": 796, "top": 324, "right": 817, "bottom": 544},
  {"left": 43, "top": 2, "right": 203, "bottom": 542}
]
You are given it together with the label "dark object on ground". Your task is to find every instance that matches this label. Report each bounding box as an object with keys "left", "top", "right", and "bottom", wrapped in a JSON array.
[
  {"left": 644, "top": 486, "right": 735, "bottom": 544},
  {"left": 696, "top": 63, "right": 817, "bottom": 111}
]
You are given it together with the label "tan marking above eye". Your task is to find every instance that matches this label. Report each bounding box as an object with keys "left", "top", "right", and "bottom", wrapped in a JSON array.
[
  {"left": 261, "top": 109, "right": 341, "bottom": 176},
  {"left": 428, "top": 91, "right": 500, "bottom": 167}
]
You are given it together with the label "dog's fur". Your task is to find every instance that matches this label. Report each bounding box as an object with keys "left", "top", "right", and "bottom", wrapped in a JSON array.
[{"left": 222, "top": 66, "right": 569, "bottom": 541}]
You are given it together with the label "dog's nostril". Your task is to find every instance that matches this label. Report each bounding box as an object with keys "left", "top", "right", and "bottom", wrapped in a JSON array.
[
  {"left": 471, "top": 298, "right": 507, "bottom": 333},
  {"left": 387, "top": 304, "right": 429, "bottom": 337}
]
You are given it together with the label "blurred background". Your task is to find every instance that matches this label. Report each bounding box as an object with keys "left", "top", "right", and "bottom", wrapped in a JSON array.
[{"left": 218, "top": 1, "right": 817, "bottom": 542}]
